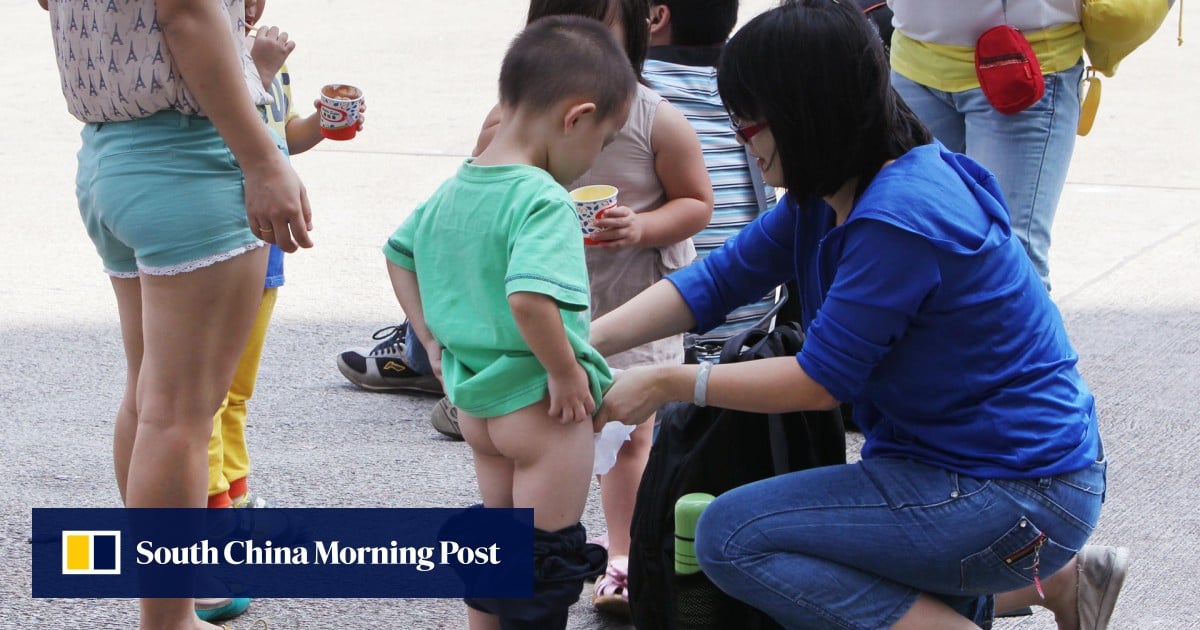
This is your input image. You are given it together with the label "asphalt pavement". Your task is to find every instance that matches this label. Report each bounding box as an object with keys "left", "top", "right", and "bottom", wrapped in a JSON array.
[{"left": 1, "top": 1, "right": 1197, "bottom": 628}]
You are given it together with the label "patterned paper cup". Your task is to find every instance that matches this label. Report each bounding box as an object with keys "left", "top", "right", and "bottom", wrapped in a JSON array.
[
  {"left": 569, "top": 185, "right": 618, "bottom": 246},
  {"left": 318, "top": 84, "right": 364, "bottom": 140}
]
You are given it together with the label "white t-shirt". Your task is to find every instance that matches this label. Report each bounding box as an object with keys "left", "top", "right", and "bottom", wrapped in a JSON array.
[
  {"left": 47, "top": 0, "right": 271, "bottom": 123},
  {"left": 888, "top": 0, "right": 1081, "bottom": 46}
]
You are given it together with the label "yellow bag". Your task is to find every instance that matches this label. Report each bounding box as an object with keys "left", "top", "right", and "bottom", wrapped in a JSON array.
[
  {"left": 1082, "top": 0, "right": 1176, "bottom": 77},
  {"left": 1077, "top": 0, "right": 1184, "bottom": 135}
]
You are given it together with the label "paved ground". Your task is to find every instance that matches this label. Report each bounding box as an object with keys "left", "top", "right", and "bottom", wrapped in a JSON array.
[{"left": 2, "top": 1, "right": 1197, "bottom": 628}]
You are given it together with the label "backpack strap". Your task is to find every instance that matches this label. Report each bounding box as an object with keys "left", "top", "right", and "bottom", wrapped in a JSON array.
[
  {"left": 767, "top": 413, "right": 790, "bottom": 475},
  {"left": 719, "top": 326, "right": 769, "bottom": 364}
]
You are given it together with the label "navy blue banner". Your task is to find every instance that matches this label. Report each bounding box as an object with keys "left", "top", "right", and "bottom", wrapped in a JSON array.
[{"left": 33, "top": 508, "right": 533, "bottom": 598}]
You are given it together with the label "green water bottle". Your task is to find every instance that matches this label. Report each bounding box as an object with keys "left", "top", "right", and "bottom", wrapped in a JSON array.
[
  {"left": 675, "top": 493, "right": 721, "bottom": 629},
  {"left": 674, "top": 492, "right": 714, "bottom": 574}
]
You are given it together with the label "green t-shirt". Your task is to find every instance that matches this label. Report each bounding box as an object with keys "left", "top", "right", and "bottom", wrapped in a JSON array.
[{"left": 383, "top": 161, "right": 613, "bottom": 417}]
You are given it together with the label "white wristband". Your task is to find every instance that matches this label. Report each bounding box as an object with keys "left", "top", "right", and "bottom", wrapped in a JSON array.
[{"left": 693, "top": 361, "right": 713, "bottom": 407}]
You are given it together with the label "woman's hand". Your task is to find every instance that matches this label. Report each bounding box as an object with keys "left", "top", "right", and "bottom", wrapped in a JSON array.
[
  {"left": 589, "top": 205, "right": 643, "bottom": 248},
  {"left": 593, "top": 365, "right": 668, "bottom": 431}
]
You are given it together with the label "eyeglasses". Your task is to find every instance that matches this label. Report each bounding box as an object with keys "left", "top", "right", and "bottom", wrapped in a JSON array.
[{"left": 730, "top": 119, "right": 768, "bottom": 142}]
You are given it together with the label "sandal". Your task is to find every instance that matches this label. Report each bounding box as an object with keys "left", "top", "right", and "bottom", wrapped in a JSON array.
[{"left": 592, "top": 556, "right": 630, "bottom": 617}]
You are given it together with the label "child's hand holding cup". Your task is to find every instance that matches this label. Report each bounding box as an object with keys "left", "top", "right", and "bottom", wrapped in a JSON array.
[
  {"left": 570, "top": 185, "right": 618, "bottom": 246},
  {"left": 318, "top": 83, "right": 364, "bottom": 140}
]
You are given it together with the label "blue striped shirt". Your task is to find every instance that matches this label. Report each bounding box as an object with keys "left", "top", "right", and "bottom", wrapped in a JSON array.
[{"left": 644, "top": 54, "right": 778, "bottom": 343}]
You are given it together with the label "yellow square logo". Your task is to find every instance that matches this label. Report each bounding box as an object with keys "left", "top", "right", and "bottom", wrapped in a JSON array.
[{"left": 61, "top": 531, "right": 121, "bottom": 575}]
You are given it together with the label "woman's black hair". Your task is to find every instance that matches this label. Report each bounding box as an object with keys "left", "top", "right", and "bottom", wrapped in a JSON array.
[
  {"left": 527, "top": 0, "right": 650, "bottom": 78},
  {"left": 717, "top": 0, "right": 931, "bottom": 201}
]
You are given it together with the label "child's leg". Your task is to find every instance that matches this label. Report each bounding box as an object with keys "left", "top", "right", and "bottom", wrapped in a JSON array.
[
  {"left": 206, "top": 407, "right": 231, "bottom": 508},
  {"left": 221, "top": 288, "right": 278, "bottom": 505},
  {"left": 483, "top": 398, "right": 594, "bottom": 531},
  {"left": 126, "top": 249, "right": 267, "bottom": 629},
  {"left": 458, "top": 412, "right": 514, "bottom": 510},
  {"left": 598, "top": 415, "right": 654, "bottom": 558},
  {"left": 458, "top": 412, "right": 512, "bottom": 630},
  {"left": 593, "top": 414, "right": 654, "bottom": 613},
  {"left": 461, "top": 400, "right": 602, "bottom": 630}
]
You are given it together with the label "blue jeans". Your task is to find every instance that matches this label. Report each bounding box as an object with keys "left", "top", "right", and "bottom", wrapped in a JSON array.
[
  {"left": 403, "top": 321, "right": 433, "bottom": 375},
  {"left": 695, "top": 456, "right": 1106, "bottom": 629},
  {"left": 891, "top": 63, "right": 1084, "bottom": 290}
]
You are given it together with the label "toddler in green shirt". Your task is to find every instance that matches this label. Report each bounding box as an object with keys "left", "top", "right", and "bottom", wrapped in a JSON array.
[{"left": 383, "top": 16, "right": 635, "bottom": 630}]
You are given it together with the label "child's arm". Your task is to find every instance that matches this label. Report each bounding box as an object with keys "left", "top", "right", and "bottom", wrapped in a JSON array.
[
  {"left": 591, "top": 100, "right": 713, "bottom": 249},
  {"left": 508, "top": 292, "right": 594, "bottom": 424},
  {"left": 284, "top": 112, "right": 324, "bottom": 155},
  {"left": 250, "top": 26, "right": 294, "bottom": 92},
  {"left": 286, "top": 99, "right": 365, "bottom": 156},
  {"left": 386, "top": 261, "right": 442, "bottom": 380}
]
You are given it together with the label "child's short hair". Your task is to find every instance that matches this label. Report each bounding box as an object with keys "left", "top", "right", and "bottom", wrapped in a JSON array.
[
  {"left": 499, "top": 15, "right": 636, "bottom": 120},
  {"left": 652, "top": 0, "right": 739, "bottom": 47}
]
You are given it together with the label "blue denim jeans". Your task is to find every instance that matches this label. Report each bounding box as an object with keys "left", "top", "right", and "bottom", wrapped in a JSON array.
[
  {"left": 403, "top": 321, "right": 433, "bottom": 375},
  {"left": 891, "top": 63, "right": 1084, "bottom": 290},
  {"left": 695, "top": 456, "right": 1106, "bottom": 629}
]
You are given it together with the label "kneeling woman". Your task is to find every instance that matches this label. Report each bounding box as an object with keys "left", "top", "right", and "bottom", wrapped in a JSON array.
[{"left": 589, "top": 2, "right": 1127, "bottom": 628}]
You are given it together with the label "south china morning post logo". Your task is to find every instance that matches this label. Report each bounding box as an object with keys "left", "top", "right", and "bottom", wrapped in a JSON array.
[
  {"left": 61, "top": 530, "right": 121, "bottom": 575},
  {"left": 134, "top": 536, "right": 500, "bottom": 573},
  {"left": 33, "top": 507, "right": 534, "bottom": 598}
]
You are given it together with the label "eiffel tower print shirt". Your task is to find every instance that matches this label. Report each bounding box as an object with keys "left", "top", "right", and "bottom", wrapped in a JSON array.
[{"left": 46, "top": 0, "right": 272, "bottom": 123}]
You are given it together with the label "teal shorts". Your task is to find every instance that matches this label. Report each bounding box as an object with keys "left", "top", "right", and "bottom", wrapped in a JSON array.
[{"left": 75, "top": 110, "right": 274, "bottom": 277}]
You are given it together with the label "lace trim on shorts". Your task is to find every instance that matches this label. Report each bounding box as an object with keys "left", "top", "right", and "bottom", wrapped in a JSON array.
[
  {"left": 138, "top": 241, "right": 267, "bottom": 276},
  {"left": 103, "top": 269, "right": 140, "bottom": 279}
]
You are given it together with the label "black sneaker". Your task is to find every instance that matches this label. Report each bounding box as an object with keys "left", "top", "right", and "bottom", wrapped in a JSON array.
[{"left": 336, "top": 324, "right": 443, "bottom": 395}]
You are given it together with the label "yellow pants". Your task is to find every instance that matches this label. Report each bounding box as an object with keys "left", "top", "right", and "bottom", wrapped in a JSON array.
[{"left": 207, "top": 288, "right": 277, "bottom": 508}]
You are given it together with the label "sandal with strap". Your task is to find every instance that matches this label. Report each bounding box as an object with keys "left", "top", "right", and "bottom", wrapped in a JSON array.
[{"left": 592, "top": 556, "right": 630, "bottom": 617}]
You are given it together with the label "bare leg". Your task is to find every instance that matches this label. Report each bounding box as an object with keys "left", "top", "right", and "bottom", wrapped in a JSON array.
[
  {"left": 110, "top": 277, "right": 143, "bottom": 503},
  {"left": 483, "top": 399, "right": 596, "bottom": 532},
  {"left": 460, "top": 412, "right": 507, "bottom": 630},
  {"left": 458, "top": 402, "right": 593, "bottom": 629},
  {"left": 996, "top": 556, "right": 1080, "bottom": 630},
  {"left": 890, "top": 556, "right": 1081, "bottom": 630},
  {"left": 891, "top": 594, "right": 980, "bottom": 630},
  {"left": 126, "top": 249, "right": 267, "bottom": 630},
  {"left": 597, "top": 416, "right": 653, "bottom": 559},
  {"left": 460, "top": 413, "right": 515, "bottom": 510}
]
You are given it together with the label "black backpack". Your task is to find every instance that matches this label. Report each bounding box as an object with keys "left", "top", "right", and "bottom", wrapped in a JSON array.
[{"left": 627, "top": 323, "right": 848, "bottom": 630}]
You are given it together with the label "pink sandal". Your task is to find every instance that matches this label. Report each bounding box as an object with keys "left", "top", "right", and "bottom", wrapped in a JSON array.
[{"left": 592, "top": 556, "right": 630, "bottom": 617}]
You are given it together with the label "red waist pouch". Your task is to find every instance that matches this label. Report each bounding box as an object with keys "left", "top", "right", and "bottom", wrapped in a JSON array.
[{"left": 975, "top": 25, "right": 1045, "bottom": 115}]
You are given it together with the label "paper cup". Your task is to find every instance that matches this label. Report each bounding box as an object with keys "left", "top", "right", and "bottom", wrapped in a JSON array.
[
  {"left": 569, "top": 185, "right": 618, "bottom": 245},
  {"left": 318, "top": 84, "right": 364, "bottom": 140}
]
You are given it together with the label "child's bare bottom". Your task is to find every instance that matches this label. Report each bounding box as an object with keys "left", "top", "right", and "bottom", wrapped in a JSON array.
[
  {"left": 458, "top": 397, "right": 595, "bottom": 531},
  {"left": 458, "top": 397, "right": 596, "bottom": 630}
]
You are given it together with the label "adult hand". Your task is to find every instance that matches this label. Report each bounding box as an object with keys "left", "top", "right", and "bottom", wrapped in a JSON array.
[
  {"left": 589, "top": 205, "right": 643, "bottom": 248},
  {"left": 592, "top": 365, "right": 664, "bottom": 431},
  {"left": 245, "top": 156, "right": 313, "bottom": 252},
  {"left": 547, "top": 364, "right": 595, "bottom": 424},
  {"left": 250, "top": 26, "right": 295, "bottom": 88}
]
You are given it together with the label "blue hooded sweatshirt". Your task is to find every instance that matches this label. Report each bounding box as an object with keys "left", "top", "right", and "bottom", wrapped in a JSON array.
[{"left": 668, "top": 144, "right": 1099, "bottom": 479}]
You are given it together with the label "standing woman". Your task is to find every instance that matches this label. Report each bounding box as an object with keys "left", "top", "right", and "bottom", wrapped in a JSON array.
[
  {"left": 40, "top": 0, "right": 310, "bottom": 628},
  {"left": 887, "top": 0, "right": 1085, "bottom": 289},
  {"left": 590, "top": 2, "right": 1127, "bottom": 628}
]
